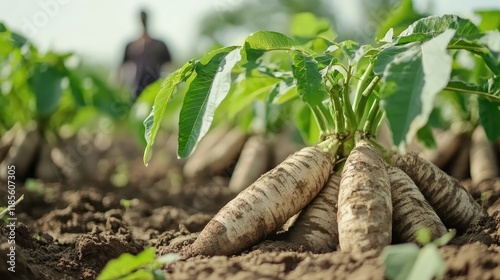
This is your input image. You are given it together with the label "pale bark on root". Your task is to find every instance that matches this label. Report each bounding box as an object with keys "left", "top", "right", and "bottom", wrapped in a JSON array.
[
  {"left": 392, "top": 153, "right": 486, "bottom": 232},
  {"left": 183, "top": 125, "right": 230, "bottom": 178},
  {"left": 229, "top": 135, "right": 270, "bottom": 193},
  {"left": 470, "top": 126, "right": 499, "bottom": 186},
  {"left": 337, "top": 140, "right": 392, "bottom": 254},
  {"left": 206, "top": 128, "right": 247, "bottom": 175},
  {"left": 389, "top": 167, "right": 448, "bottom": 244},
  {"left": 286, "top": 172, "right": 341, "bottom": 253},
  {"left": 184, "top": 126, "right": 246, "bottom": 179},
  {"left": 186, "top": 146, "right": 333, "bottom": 256}
]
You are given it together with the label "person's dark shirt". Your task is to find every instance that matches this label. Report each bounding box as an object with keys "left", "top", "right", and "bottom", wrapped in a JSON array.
[{"left": 123, "top": 37, "right": 171, "bottom": 98}]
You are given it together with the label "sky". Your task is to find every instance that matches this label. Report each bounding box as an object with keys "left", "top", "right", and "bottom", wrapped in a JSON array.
[{"left": 0, "top": 0, "right": 499, "bottom": 68}]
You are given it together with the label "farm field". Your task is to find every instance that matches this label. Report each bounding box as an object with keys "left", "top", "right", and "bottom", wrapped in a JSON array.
[
  {"left": 2, "top": 1, "right": 500, "bottom": 279},
  {"left": 0, "top": 131, "right": 499, "bottom": 280}
]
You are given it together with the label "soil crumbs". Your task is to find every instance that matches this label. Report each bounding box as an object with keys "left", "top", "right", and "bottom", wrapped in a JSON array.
[
  {"left": 1, "top": 134, "right": 500, "bottom": 280},
  {"left": 0, "top": 178, "right": 498, "bottom": 280}
]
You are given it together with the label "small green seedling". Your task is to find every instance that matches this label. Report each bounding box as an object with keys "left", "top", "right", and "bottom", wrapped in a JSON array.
[
  {"left": 120, "top": 198, "right": 140, "bottom": 210},
  {"left": 97, "top": 247, "right": 182, "bottom": 280},
  {"left": 381, "top": 228, "right": 456, "bottom": 280},
  {"left": 33, "top": 233, "right": 41, "bottom": 241}
]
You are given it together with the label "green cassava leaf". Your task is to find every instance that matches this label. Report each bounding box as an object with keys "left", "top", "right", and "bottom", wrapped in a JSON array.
[
  {"left": 242, "top": 31, "right": 297, "bottom": 71},
  {"left": 244, "top": 31, "right": 297, "bottom": 51},
  {"left": 291, "top": 51, "right": 328, "bottom": 106},
  {"left": 177, "top": 46, "right": 241, "bottom": 158},
  {"left": 97, "top": 247, "right": 156, "bottom": 280},
  {"left": 478, "top": 97, "right": 500, "bottom": 141},
  {"left": 28, "top": 63, "right": 64, "bottom": 117},
  {"left": 374, "top": 43, "right": 418, "bottom": 75},
  {"left": 379, "top": 29, "right": 455, "bottom": 150},
  {"left": 397, "top": 15, "right": 481, "bottom": 44},
  {"left": 143, "top": 61, "right": 194, "bottom": 164}
]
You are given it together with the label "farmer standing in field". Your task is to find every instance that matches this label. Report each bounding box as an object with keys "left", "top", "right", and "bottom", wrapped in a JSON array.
[{"left": 120, "top": 9, "right": 172, "bottom": 100}]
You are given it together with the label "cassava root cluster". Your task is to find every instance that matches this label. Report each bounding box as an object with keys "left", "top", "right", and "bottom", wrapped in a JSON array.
[{"left": 184, "top": 139, "right": 486, "bottom": 257}]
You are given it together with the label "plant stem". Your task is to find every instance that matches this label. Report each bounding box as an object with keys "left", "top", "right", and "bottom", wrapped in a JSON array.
[
  {"left": 317, "top": 137, "right": 341, "bottom": 157},
  {"left": 330, "top": 89, "right": 346, "bottom": 135},
  {"left": 318, "top": 102, "right": 336, "bottom": 134},
  {"left": 353, "top": 62, "right": 374, "bottom": 109},
  {"left": 355, "top": 76, "right": 380, "bottom": 123},
  {"left": 325, "top": 75, "right": 346, "bottom": 135},
  {"left": 371, "top": 109, "right": 385, "bottom": 136},
  {"left": 342, "top": 66, "right": 357, "bottom": 133},
  {"left": 363, "top": 99, "right": 380, "bottom": 134}
]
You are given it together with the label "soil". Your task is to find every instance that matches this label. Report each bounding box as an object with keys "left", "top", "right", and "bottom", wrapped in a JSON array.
[{"left": 1, "top": 134, "right": 500, "bottom": 280}]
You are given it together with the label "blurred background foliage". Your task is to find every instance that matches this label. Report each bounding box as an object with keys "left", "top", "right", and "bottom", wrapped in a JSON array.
[
  {"left": 1, "top": 0, "right": 499, "bottom": 143},
  {"left": 0, "top": 23, "right": 128, "bottom": 136}
]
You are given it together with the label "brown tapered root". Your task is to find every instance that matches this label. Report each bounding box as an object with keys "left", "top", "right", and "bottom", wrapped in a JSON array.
[
  {"left": 392, "top": 152, "right": 486, "bottom": 232},
  {"left": 286, "top": 172, "right": 341, "bottom": 253},
  {"left": 389, "top": 166, "right": 448, "bottom": 244}
]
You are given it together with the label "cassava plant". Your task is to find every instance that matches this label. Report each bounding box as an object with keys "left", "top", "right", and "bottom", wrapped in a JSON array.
[
  {"left": 144, "top": 14, "right": 498, "bottom": 255},
  {"left": 404, "top": 11, "right": 500, "bottom": 184},
  {"left": 183, "top": 70, "right": 300, "bottom": 192},
  {"left": 0, "top": 22, "right": 131, "bottom": 182}
]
